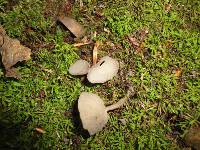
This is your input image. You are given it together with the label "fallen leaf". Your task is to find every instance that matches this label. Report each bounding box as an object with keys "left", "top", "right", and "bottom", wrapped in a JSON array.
[
  {"left": 0, "top": 26, "right": 31, "bottom": 78},
  {"left": 35, "top": 127, "right": 45, "bottom": 134},
  {"left": 1, "top": 37, "right": 31, "bottom": 69},
  {"left": 58, "top": 16, "right": 85, "bottom": 38}
]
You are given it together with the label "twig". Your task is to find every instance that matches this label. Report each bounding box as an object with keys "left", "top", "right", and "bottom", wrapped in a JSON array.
[{"left": 73, "top": 41, "right": 93, "bottom": 47}]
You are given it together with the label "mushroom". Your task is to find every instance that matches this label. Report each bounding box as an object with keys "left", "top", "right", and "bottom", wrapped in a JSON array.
[
  {"left": 87, "top": 56, "right": 119, "bottom": 83},
  {"left": 78, "top": 92, "right": 127, "bottom": 135},
  {"left": 69, "top": 59, "right": 90, "bottom": 75},
  {"left": 58, "top": 16, "right": 85, "bottom": 38}
]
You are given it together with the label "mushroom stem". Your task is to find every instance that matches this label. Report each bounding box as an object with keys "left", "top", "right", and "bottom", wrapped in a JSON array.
[{"left": 106, "top": 96, "right": 128, "bottom": 112}]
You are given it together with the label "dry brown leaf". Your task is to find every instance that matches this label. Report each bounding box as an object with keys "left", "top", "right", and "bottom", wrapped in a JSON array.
[
  {"left": 93, "top": 41, "right": 100, "bottom": 65},
  {"left": 1, "top": 37, "right": 31, "bottom": 69},
  {"left": 35, "top": 127, "right": 45, "bottom": 134},
  {"left": 0, "top": 26, "right": 31, "bottom": 78},
  {"left": 58, "top": 16, "right": 85, "bottom": 38}
]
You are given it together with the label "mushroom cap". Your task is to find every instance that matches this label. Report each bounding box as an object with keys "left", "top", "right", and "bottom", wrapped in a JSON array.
[
  {"left": 78, "top": 92, "right": 108, "bottom": 135},
  {"left": 69, "top": 59, "right": 90, "bottom": 75},
  {"left": 58, "top": 16, "right": 85, "bottom": 38},
  {"left": 87, "top": 56, "right": 119, "bottom": 83}
]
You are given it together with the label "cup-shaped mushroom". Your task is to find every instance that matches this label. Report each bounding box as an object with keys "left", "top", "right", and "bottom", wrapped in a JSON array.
[
  {"left": 78, "top": 92, "right": 128, "bottom": 135},
  {"left": 87, "top": 56, "right": 119, "bottom": 83},
  {"left": 58, "top": 16, "right": 85, "bottom": 38},
  {"left": 78, "top": 92, "right": 108, "bottom": 135},
  {"left": 69, "top": 59, "right": 90, "bottom": 75}
]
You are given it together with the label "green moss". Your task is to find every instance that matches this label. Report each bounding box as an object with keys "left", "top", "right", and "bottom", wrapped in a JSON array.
[{"left": 0, "top": 0, "right": 199, "bottom": 149}]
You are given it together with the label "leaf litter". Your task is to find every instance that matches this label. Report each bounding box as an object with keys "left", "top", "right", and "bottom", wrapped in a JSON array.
[{"left": 0, "top": 26, "right": 31, "bottom": 79}]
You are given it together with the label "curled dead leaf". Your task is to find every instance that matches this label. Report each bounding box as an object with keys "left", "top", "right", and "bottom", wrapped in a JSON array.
[
  {"left": 1, "top": 37, "right": 31, "bottom": 69},
  {"left": 93, "top": 41, "right": 100, "bottom": 65},
  {"left": 0, "top": 26, "right": 31, "bottom": 78}
]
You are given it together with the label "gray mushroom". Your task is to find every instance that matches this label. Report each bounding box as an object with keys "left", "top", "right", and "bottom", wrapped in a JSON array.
[
  {"left": 87, "top": 56, "right": 119, "bottom": 83},
  {"left": 69, "top": 59, "right": 90, "bottom": 75},
  {"left": 78, "top": 92, "right": 127, "bottom": 135},
  {"left": 58, "top": 16, "right": 85, "bottom": 38}
]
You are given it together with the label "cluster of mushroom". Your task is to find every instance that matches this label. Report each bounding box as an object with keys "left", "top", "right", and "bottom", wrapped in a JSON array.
[
  {"left": 69, "top": 56, "right": 119, "bottom": 83},
  {"left": 69, "top": 56, "right": 127, "bottom": 136}
]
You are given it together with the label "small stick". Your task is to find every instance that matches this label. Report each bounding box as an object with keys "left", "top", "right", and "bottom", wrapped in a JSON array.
[{"left": 73, "top": 41, "right": 93, "bottom": 47}]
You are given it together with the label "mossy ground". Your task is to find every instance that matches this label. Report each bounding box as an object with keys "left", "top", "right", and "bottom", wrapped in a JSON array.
[{"left": 0, "top": 0, "right": 199, "bottom": 149}]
